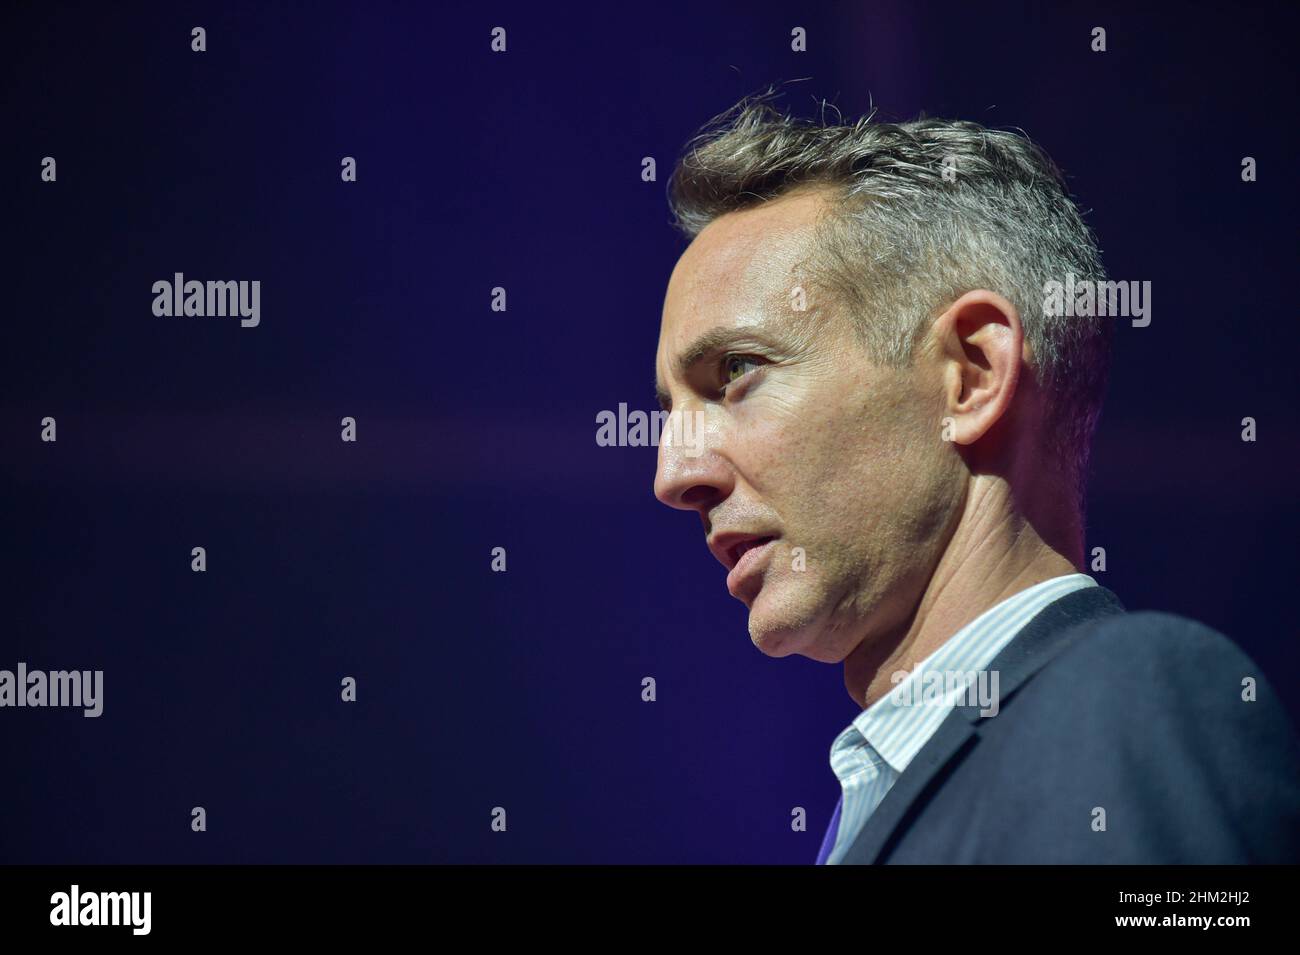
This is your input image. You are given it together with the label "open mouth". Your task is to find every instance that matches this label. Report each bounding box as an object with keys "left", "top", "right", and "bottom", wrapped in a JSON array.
[{"left": 728, "top": 536, "right": 775, "bottom": 568}]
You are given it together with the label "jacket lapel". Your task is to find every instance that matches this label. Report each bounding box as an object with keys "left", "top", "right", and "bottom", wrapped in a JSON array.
[{"left": 837, "top": 584, "right": 1126, "bottom": 864}]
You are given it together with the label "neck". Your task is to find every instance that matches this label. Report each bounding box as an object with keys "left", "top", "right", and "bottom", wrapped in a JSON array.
[{"left": 842, "top": 477, "right": 1081, "bottom": 710}]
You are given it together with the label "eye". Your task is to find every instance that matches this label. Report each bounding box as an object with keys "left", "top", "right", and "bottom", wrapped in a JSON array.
[{"left": 721, "top": 354, "right": 765, "bottom": 393}]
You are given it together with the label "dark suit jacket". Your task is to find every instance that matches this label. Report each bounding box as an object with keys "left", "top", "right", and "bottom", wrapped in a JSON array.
[{"left": 832, "top": 585, "right": 1300, "bottom": 863}]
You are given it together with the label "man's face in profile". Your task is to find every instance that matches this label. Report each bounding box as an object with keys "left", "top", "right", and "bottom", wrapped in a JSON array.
[{"left": 654, "top": 186, "right": 965, "bottom": 663}]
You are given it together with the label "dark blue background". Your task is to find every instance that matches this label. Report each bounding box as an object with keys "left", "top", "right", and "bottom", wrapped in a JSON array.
[{"left": 3, "top": 1, "right": 1296, "bottom": 863}]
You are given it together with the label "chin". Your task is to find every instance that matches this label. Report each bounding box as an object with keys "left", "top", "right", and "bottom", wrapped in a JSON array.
[
  {"left": 748, "top": 579, "right": 857, "bottom": 660},
  {"left": 745, "top": 584, "right": 831, "bottom": 659}
]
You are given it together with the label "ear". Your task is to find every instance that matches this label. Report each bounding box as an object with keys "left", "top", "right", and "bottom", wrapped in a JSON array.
[{"left": 934, "top": 289, "right": 1023, "bottom": 446}]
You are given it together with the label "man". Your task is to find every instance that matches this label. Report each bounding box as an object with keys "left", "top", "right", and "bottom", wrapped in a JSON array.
[{"left": 651, "top": 93, "right": 1300, "bottom": 864}]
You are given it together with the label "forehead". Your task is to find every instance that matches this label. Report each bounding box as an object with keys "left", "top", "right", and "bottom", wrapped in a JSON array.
[{"left": 658, "top": 187, "right": 836, "bottom": 368}]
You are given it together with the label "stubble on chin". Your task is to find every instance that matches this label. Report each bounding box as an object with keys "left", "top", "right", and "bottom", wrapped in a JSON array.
[{"left": 744, "top": 569, "right": 848, "bottom": 660}]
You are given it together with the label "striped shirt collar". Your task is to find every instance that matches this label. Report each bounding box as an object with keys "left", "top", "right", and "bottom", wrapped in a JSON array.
[{"left": 830, "top": 573, "right": 1098, "bottom": 780}]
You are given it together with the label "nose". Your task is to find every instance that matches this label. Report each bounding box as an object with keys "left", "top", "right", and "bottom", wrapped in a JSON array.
[{"left": 653, "top": 409, "right": 733, "bottom": 512}]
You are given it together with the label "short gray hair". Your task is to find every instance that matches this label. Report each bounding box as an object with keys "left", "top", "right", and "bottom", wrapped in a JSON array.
[{"left": 667, "top": 90, "right": 1113, "bottom": 503}]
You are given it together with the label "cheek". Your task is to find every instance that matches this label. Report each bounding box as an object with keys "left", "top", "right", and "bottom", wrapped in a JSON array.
[
  {"left": 775, "top": 398, "right": 944, "bottom": 537},
  {"left": 741, "top": 388, "right": 886, "bottom": 489},
  {"left": 727, "top": 396, "right": 880, "bottom": 541},
  {"left": 724, "top": 368, "right": 944, "bottom": 521},
  {"left": 728, "top": 397, "right": 826, "bottom": 495}
]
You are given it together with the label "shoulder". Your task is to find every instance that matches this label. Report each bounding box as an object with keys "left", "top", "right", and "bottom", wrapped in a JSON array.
[
  {"left": 960, "top": 606, "right": 1300, "bottom": 862},
  {"left": 1045, "top": 607, "right": 1268, "bottom": 698},
  {"left": 1019, "top": 605, "right": 1300, "bottom": 751}
]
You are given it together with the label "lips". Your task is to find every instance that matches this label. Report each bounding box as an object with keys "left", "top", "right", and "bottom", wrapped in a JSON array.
[
  {"left": 725, "top": 538, "right": 776, "bottom": 600},
  {"left": 707, "top": 532, "right": 777, "bottom": 571},
  {"left": 706, "top": 531, "right": 778, "bottom": 602},
  {"left": 728, "top": 536, "right": 773, "bottom": 567}
]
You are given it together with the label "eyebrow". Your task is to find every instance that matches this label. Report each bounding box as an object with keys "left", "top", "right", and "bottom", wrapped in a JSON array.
[{"left": 654, "top": 323, "right": 785, "bottom": 412}]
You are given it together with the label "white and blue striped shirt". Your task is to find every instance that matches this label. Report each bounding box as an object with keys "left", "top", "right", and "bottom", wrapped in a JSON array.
[{"left": 823, "top": 573, "right": 1098, "bottom": 864}]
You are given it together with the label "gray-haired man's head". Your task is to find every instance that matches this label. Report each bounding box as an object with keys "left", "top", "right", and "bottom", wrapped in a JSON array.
[{"left": 653, "top": 92, "right": 1111, "bottom": 662}]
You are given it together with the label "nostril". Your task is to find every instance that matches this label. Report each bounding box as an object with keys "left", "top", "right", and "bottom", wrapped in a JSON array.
[{"left": 680, "top": 485, "right": 716, "bottom": 508}]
